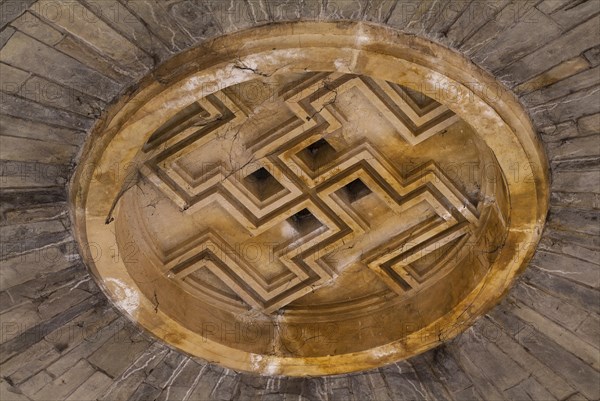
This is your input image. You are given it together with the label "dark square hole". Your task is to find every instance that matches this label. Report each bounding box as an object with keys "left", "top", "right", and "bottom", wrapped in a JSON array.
[
  {"left": 287, "top": 208, "right": 323, "bottom": 236},
  {"left": 297, "top": 138, "right": 337, "bottom": 171},
  {"left": 340, "top": 178, "right": 372, "bottom": 203},
  {"left": 243, "top": 167, "right": 285, "bottom": 201}
]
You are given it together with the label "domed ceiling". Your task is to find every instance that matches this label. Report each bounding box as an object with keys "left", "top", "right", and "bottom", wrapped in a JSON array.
[{"left": 71, "top": 23, "right": 549, "bottom": 375}]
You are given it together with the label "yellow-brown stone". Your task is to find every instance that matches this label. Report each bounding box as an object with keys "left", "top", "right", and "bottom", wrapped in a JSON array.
[{"left": 70, "top": 22, "right": 549, "bottom": 376}]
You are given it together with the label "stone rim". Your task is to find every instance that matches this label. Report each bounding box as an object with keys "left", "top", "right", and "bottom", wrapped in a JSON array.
[{"left": 70, "top": 21, "right": 549, "bottom": 376}]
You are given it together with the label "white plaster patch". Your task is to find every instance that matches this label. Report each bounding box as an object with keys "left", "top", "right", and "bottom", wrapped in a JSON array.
[
  {"left": 355, "top": 24, "right": 371, "bottom": 47},
  {"left": 334, "top": 58, "right": 352, "bottom": 73},
  {"left": 370, "top": 345, "right": 397, "bottom": 359},
  {"left": 105, "top": 278, "right": 140, "bottom": 315}
]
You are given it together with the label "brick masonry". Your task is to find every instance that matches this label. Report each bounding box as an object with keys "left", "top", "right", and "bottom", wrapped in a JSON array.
[{"left": 0, "top": 1, "right": 598, "bottom": 400}]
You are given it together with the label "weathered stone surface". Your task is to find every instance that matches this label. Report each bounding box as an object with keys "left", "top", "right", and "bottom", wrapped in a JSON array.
[
  {"left": 267, "top": 0, "right": 321, "bottom": 22},
  {"left": 545, "top": 133, "right": 600, "bottom": 160},
  {"left": 461, "top": 0, "right": 539, "bottom": 55},
  {"left": 78, "top": 0, "right": 172, "bottom": 63},
  {"left": 457, "top": 325, "right": 530, "bottom": 392},
  {"left": 0, "top": 302, "right": 42, "bottom": 344},
  {"left": 0, "top": 4, "right": 598, "bottom": 400},
  {"left": 387, "top": 0, "right": 432, "bottom": 31},
  {"left": 423, "top": 345, "right": 480, "bottom": 398},
  {"left": 87, "top": 326, "right": 153, "bottom": 379},
  {"left": 490, "top": 308, "right": 600, "bottom": 399},
  {"left": 531, "top": 85, "right": 600, "bottom": 126},
  {"left": 154, "top": 358, "right": 206, "bottom": 401},
  {"left": 54, "top": 35, "right": 132, "bottom": 84},
  {"left": 0, "top": 92, "right": 93, "bottom": 131},
  {"left": 380, "top": 361, "right": 431, "bottom": 401},
  {"left": 552, "top": 169, "right": 600, "bottom": 194},
  {"left": 523, "top": 65, "right": 600, "bottom": 106},
  {"left": 539, "top": 120, "right": 580, "bottom": 142},
  {"left": 0, "top": 295, "right": 102, "bottom": 364},
  {"left": 472, "top": 6, "right": 562, "bottom": 72},
  {"left": 0, "top": 114, "right": 84, "bottom": 146},
  {"left": 479, "top": 316, "right": 575, "bottom": 399},
  {"left": 1, "top": 186, "right": 66, "bottom": 208},
  {"left": 119, "top": 0, "right": 195, "bottom": 51},
  {"left": 500, "top": 16, "right": 600, "bottom": 84},
  {"left": 446, "top": 0, "right": 511, "bottom": 46},
  {"left": 37, "top": 284, "right": 96, "bottom": 322},
  {"left": 0, "top": 378, "right": 30, "bottom": 401},
  {"left": 46, "top": 316, "right": 126, "bottom": 378},
  {"left": 2, "top": 201, "right": 65, "bottom": 226},
  {"left": 0, "top": 0, "right": 35, "bottom": 29},
  {"left": 210, "top": 370, "right": 239, "bottom": 401},
  {"left": 1, "top": 339, "right": 60, "bottom": 383},
  {"left": 0, "top": 32, "right": 120, "bottom": 102},
  {"left": 514, "top": 56, "right": 591, "bottom": 95},
  {"left": 40, "top": 295, "right": 112, "bottom": 354},
  {"left": 578, "top": 113, "right": 600, "bottom": 135},
  {"left": 1, "top": 283, "right": 99, "bottom": 349},
  {"left": 0, "top": 160, "right": 69, "bottom": 188},
  {"left": 409, "top": 355, "right": 452, "bottom": 401},
  {"left": 141, "top": 349, "right": 186, "bottom": 390},
  {"left": 0, "top": 241, "right": 79, "bottom": 291},
  {"left": 231, "top": 374, "right": 270, "bottom": 401},
  {"left": 341, "top": 373, "right": 372, "bottom": 401},
  {"left": 541, "top": 0, "right": 600, "bottom": 31},
  {"left": 523, "top": 265, "right": 600, "bottom": 314},
  {"left": 0, "top": 218, "right": 70, "bottom": 260},
  {"left": 489, "top": 305, "right": 600, "bottom": 400},
  {"left": 565, "top": 393, "right": 591, "bottom": 401},
  {"left": 64, "top": 371, "right": 113, "bottom": 401},
  {"left": 0, "top": 26, "right": 15, "bottom": 48},
  {"left": 575, "top": 313, "right": 600, "bottom": 349},
  {"left": 584, "top": 45, "right": 600, "bottom": 66},
  {"left": 530, "top": 249, "right": 599, "bottom": 287},
  {"left": 33, "top": 359, "right": 96, "bottom": 400},
  {"left": 18, "top": 75, "right": 104, "bottom": 118},
  {"left": 322, "top": 0, "right": 368, "bottom": 21},
  {"left": 427, "top": 1, "right": 473, "bottom": 36},
  {"left": 10, "top": 11, "right": 63, "bottom": 46},
  {"left": 202, "top": 0, "right": 257, "bottom": 33},
  {"left": 127, "top": 383, "right": 161, "bottom": 401},
  {"left": 552, "top": 157, "right": 598, "bottom": 174},
  {"left": 242, "top": 0, "right": 272, "bottom": 24},
  {"left": 547, "top": 207, "right": 600, "bottom": 236},
  {"left": 0, "top": 264, "right": 84, "bottom": 314},
  {"left": 508, "top": 301, "right": 599, "bottom": 370},
  {"left": 552, "top": 157, "right": 599, "bottom": 175},
  {"left": 98, "top": 341, "right": 168, "bottom": 401},
  {"left": 504, "top": 376, "right": 556, "bottom": 401},
  {"left": 445, "top": 340, "right": 506, "bottom": 400},
  {"left": 19, "top": 370, "right": 52, "bottom": 398},
  {"left": 161, "top": 0, "right": 222, "bottom": 41},
  {"left": 30, "top": 1, "right": 152, "bottom": 77},
  {"left": 0, "top": 63, "right": 30, "bottom": 88},
  {"left": 550, "top": 191, "right": 600, "bottom": 211},
  {"left": 539, "top": 233, "right": 599, "bottom": 264},
  {"left": 536, "top": 0, "right": 575, "bottom": 15},
  {"left": 511, "top": 281, "right": 589, "bottom": 330}
]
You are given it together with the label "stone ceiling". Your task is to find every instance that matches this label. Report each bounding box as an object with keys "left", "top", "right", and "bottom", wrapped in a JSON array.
[{"left": 0, "top": 0, "right": 598, "bottom": 399}]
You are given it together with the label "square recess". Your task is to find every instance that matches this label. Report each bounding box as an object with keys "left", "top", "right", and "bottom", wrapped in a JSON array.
[
  {"left": 297, "top": 138, "right": 337, "bottom": 171},
  {"left": 340, "top": 178, "right": 372, "bottom": 203},
  {"left": 243, "top": 167, "right": 285, "bottom": 201},
  {"left": 287, "top": 208, "right": 323, "bottom": 236}
]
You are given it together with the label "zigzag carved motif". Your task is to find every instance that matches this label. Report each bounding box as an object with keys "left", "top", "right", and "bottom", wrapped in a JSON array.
[{"left": 138, "top": 73, "right": 477, "bottom": 313}]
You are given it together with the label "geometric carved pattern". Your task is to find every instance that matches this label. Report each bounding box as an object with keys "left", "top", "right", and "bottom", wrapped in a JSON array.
[{"left": 139, "top": 73, "right": 478, "bottom": 313}]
